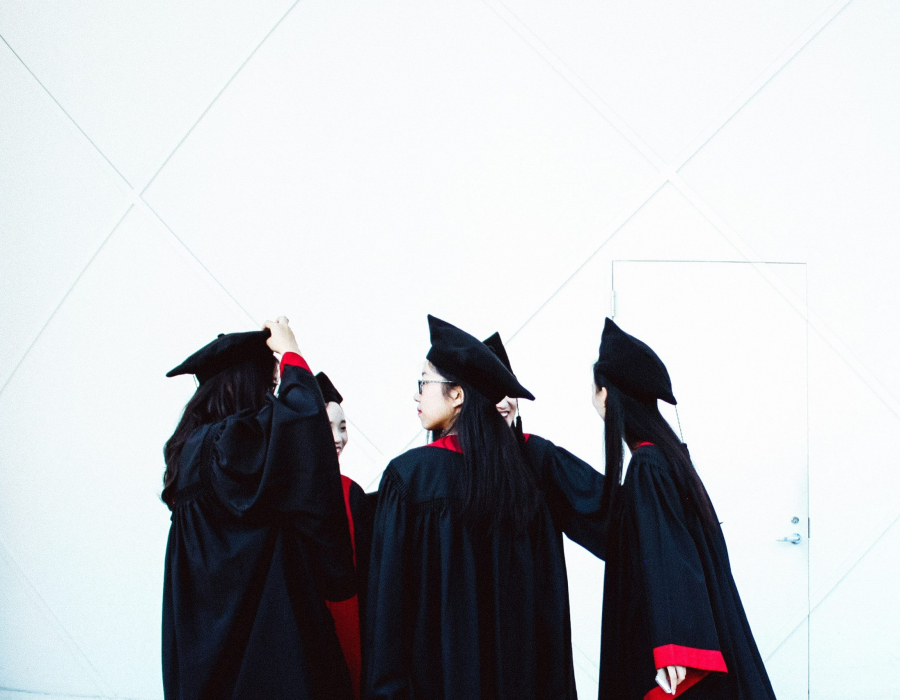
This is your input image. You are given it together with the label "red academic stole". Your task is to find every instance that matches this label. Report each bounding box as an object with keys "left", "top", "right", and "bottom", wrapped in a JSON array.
[{"left": 325, "top": 476, "right": 362, "bottom": 700}]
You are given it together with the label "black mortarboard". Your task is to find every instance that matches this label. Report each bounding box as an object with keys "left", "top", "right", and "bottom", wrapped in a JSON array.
[
  {"left": 484, "top": 331, "right": 526, "bottom": 437},
  {"left": 426, "top": 315, "right": 534, "bottom": 404},
  {"left": 166, "top": 330, "right": 272, "bottom": 385},
  {"left": 315, "top": 372, "right": 343, "bottom": 405},
  {"left": 594, "top": 318, "right": 676, "bottom": 405},
  {"left": 483, "top": 332, "right": 513, "bottom": 374}
]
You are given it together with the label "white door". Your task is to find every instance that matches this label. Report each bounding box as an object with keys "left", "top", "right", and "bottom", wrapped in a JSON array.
[{"left": 611, "top": 260, "right": 809, "bottom": 699}]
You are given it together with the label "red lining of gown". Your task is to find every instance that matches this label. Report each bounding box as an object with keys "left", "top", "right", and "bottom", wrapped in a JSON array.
[{"left": 325, "top": 476, "right": 362, "bottom": 699}]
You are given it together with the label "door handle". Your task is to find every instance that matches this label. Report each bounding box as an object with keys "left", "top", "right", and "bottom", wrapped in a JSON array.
[{"left": 777, "top": 533, "right": 802, "bottom": 545}]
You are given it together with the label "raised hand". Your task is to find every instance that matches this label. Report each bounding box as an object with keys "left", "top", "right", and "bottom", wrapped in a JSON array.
[{"left": 263, "top": 316, "right": 301, "bottom": 356}]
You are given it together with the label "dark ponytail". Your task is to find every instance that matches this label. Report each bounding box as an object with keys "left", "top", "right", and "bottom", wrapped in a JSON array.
[
  {"left": 435, "top": 367, "right": 539, "bottom": 533},
  {"left": 163, "top": 356, "right": 275, "bottom": 503},
  {"left": 594, "top": 370, "right": 718, "bottom": 531}
]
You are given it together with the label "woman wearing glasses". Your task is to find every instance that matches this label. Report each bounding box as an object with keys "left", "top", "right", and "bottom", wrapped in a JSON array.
[{"left": 365, "top": 316, "right": 601, "bottom": 700}]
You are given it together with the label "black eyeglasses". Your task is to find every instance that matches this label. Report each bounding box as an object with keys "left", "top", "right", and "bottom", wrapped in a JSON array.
[{"left": 417, "top": 379, "right": 454, "bottom": 394}]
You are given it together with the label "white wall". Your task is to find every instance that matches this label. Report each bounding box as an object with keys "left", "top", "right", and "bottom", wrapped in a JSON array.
[{"left": 1, "top": 1, "right": 897, "bottom": 698}]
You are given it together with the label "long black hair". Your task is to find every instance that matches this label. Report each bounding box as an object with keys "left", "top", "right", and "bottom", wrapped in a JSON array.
[
  {"left": 162, "top": 356, "right": 275, "bottom": 503},
  {"left": 433, "top": 364, "right": 539, "bottom": 533},
  {"left": 594, "top": 370, "right": 718, "bottom": 531}
]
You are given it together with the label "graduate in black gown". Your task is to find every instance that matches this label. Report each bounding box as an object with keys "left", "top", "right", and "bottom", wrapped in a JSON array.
[
  {"left": 161, "top": 317, "right": 356, "bottom": 700},
  {"left": 591, "top": 318, "right": 777, "bottom": 700},
  {"left": 316, "top": 371, "right": 373, "bottom": 700},
  {"left": 366, "top": 315, "right": 602, "bottom": 700},
  {"left": 483, "top": 332, "right": 607, "bottom": 560}
]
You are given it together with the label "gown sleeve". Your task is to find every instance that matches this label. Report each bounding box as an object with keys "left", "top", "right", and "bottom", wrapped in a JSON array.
[
  {"left": 533, "top": 437, "right": 607, "bottom": 559},
  {"left": 348, "top": 480, "right": 374, "bottom": 614},
  {"left": 207, "top": 352, "right": 355, "bottom": 602},
  {"left": 364, "top": 466, "right": 412, "bottom": 700},
  {"left": 626, "top": 452, "right": 728, "bottom": 690}
]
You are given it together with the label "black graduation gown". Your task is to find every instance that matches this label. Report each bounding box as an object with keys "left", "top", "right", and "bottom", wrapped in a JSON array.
[
  {"left": 598, "top": 444, "right": 776, "bottom": 700},
  {"left": 364, "top": 433, "right": 605, "bottom": 700},
  {"left": 162, "top": 361, "right": 356, "bottom": 700},
  {"left": 348, "top": 478, "right": 374, "bottom": 626},
  {"left": 327, "top": 476, "right": 375, "bottom": 700},
  {"left": 522, "top": 434, "right": 608, "bottom": 561}
]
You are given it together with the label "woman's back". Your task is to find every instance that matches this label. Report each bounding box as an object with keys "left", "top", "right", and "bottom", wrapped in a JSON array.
[
  {"left": 599, "top": 443, "right": 776, "bottom": 700},
  {"left": 365, "top": 437, "right": 578, "bottom": 700},
  {"left": 162, "top": 325, "right": 356, "bottom": 700},
  {"left": 591, "top": 318, "right": 776, "bottom": 699}
]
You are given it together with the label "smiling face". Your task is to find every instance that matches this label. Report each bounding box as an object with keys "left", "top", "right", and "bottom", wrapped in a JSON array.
[
  {"left": 325, "top": 401, "right": 348, "bottom": 458},
  {"left": 415, "top": 362, "right": 463, "bottom": 433},
  {"left": 495, "top": 396, "right": 518, "bottom": 427}
]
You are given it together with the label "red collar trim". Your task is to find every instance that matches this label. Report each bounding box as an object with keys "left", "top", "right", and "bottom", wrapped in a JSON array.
[
  {"left": 427, "top": 435, "right": 462, "bottom": 453},
  {"left": 636, "top": 441, "right": 655, "bottom": 449},
  {"left": 428, "top": 433, "right": 531, "bottom": 452}
]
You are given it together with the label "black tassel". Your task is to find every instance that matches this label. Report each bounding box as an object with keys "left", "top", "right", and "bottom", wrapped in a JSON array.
[{"left": 513, "top": 415, "right": 525, "bottom": 443}]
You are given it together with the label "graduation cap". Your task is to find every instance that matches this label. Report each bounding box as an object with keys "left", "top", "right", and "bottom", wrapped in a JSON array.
[
  {"left": 426, "top": 315, "right": 534, "bottom": 404},
  {"left": 482, "top": 332, "right": 513, "bottom": 374},
  {"left": 594, "top": 318, "right": 677, "bottom": 405},
  {"left": 166, "top": 330, "right": 272, "bottom": 385},
  {"left": 315, "top": 372, "right": 343, "bottom": 405},
  {"left": 484, "top": 331, "right": 527, "bottom": 437}
]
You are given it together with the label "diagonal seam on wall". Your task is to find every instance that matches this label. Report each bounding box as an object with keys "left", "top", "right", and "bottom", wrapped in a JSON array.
[
  {"left": 138, "top": 0, "right": 306, "bottom": 196},
  {"left": 811, "top": 509, "right": 900, "bottom": 610},
  {"left": 485, "top": 0, "right": 862, "bottom": 351},
  {"left": 0, "top": 543, "right": 113, "bottom": 697},
  {"left": 763, "top": 510, "right": 900, "bottom": 663},
  {"left": 0, "top": 34, "right": 132, "bottom": 188},
  {"left": 672, "top": 178, "right": 900, "bottom": 422},
  {"left": 0, "top": 3, "right": 287, "bottom": 398},
  {"left": 0, "top": 0, "right": 889, "bottom": 689},
  {"left": 7, "top": 0, "right": 868, "bottom": 464},
  {"left": 481, "top": 0, "right": 900, "bottom": 664},
  {"left": 675, "top": 0, "right": 858, "bottom": 172},
  {"left": 0, "top": 685, "right": 150, "bottom": 700},
  {"left": 2, "top": 0, "right": 398, "bottom": 464},
  {"left": 0, "top": 5, "right": 317, "bottom": 692},
  {"left": 0, "top": 206, "right": 133, "bottom": 401}
]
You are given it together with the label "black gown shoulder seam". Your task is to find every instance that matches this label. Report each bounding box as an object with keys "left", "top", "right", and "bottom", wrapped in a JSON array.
[
  {"left": 410, "top": 496, "right": 460, "bottom": 513},
  {"left": 630, "top": 445, "right": 669, "bottom": 470},
  {"left": 382, "top": 464, "right": 409, "bottom": 498}
]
